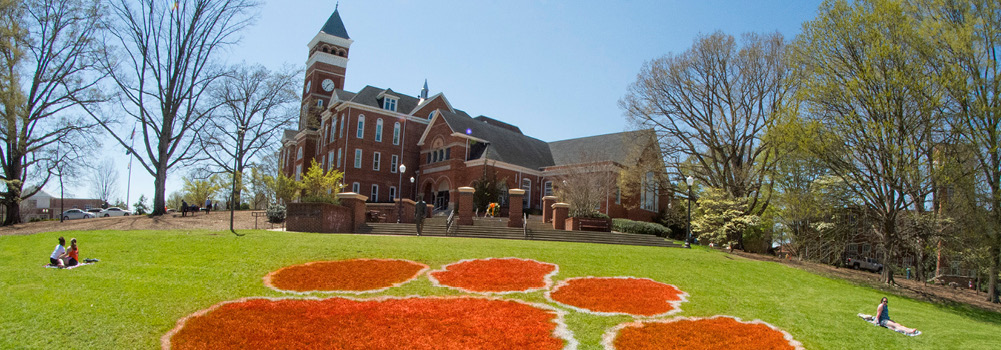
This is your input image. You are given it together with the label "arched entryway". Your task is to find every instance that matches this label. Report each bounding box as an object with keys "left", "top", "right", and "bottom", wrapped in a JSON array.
[{"left": 434, "top": 178, "right": 451, "bottom": 211}]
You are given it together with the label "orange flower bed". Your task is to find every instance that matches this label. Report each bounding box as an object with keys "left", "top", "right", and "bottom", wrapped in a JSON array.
[
  {"left": 263, "top": 259, "right": 427, "bottom": 293},
  {"left": 429, "top": 258, "right": 558, "bottom": 293},
  {"left": 165, "top": 297, "right": 574, "bottom": 350},
  {"left": 547, "top": 277, "right": 687, "bottom": 317},
  {"left": 604, "top": 316, "right": 803, "bottom": 350}
]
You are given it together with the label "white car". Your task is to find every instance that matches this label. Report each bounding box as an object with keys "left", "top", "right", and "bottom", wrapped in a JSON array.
[
  {"left": 62, "top": 209, "right": 95, "bottom": 220},
  {"left": 101, "top": 207, "right": 131, "bottom": 217},
  {"left": 86, "top": 208, "right": 105, "bottom": 217}
]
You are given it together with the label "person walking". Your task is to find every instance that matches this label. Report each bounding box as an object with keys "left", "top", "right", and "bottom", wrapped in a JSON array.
[
  {"left": 415, "top": 197, "right": 426, "bottom": 236},
  {"left": 181, "top": 200, "right": 189, "bottom": 217},
  {"left": 204, "top": 198, "right": 211, "bottom": 214}
]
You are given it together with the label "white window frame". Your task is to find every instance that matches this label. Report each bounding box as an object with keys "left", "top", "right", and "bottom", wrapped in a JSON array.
[
  {"left": 317, "top": 99, "right": 323, "bottom": 107},
  {"left": 354, "top": 149, "right": 362, "bottom": 168},
  {"left": 356, "top": 115, "right": 365, "bottom": 139},
  {"left": 371, "top": 184, "right": 380, "bottom": 202},
  {"left": 295, "top": 164, "right": 302, "bottom": 181},
  {"left": 390, "top": 155, "right": 399, "bottom": 173},
  {"left": 373, "top": 152, "right": 381, "bottom": 171},
  {"left": 375, "top": 118, "right": 383, "bottom": 142},
  {"left": 339, "top": 115, "right": 346, "bottom": 138},
  {"left": 389, "top": 186, "right": 397, "bottom": 201},
  {"left": 351, "top": 182, "right": 360, "bottom": 193},
  {"left": 327, "top": 151, "right": 334, "bottom": 170},
  {"left": 544, "top": 181, "right": 553, "bottom": 197},
  {"left": 383, "top": 97, "right": 397, "bottom": 112},
  {"left": 393, "top": 122, "right": 401, "bottom": 145},
  {"left": 296, "top": 147, "right": 303, "bottom": 160},
  {"left": 336, "top": 148, "right": 342, "bottom": 168},
  {"left": 521, "top": 178, "right": 532, "bottom": 209}
]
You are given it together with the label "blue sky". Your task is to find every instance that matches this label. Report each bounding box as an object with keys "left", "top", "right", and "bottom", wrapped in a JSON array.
[{"left": 63, "top": 0, "right": 823, "bottom": 206}]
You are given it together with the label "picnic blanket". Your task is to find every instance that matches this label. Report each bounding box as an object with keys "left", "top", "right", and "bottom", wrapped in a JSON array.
[
  {"left": 44, "top": 262, "right": 94, "bottom": 270},
  {"left": 857, "top": 313, "right": 921, "bottom": 336}
]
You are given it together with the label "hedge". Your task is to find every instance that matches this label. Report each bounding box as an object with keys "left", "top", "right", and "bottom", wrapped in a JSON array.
[{"left": 612, "top": 218, "right": 671, "bottom": 237}]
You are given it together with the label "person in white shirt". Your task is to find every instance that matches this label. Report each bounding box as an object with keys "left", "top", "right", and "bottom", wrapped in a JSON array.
[{"left": 49, "top": 237, "right": 66, "bottom": 266}]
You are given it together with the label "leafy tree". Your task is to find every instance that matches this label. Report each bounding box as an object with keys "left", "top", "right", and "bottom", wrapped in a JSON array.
[
  {"left": 793, "top": 0, "right": 942, "bottom": 284},
  {"left": 263, "top": 172, "right": 301, "bottom": 205},
  {"left": 166, "top": 191, "right": 184, "bottom": 211},
  {"left": 909, "top": 0, "right": 1001, "bottom": 302},
  {"left": 181, "top": 175, "right": 223, "bottom": 206},
  {"left": 691, "top": 187, "right": 760, "bottom": 247},
  {"left": 133, "top": 194, "right": 148, "bottom": 215},
  {"left": 299, "top": 159, "right": 343, "bottom": 204}
]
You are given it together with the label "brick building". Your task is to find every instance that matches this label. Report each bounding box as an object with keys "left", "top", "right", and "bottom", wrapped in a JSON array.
[{"left": 281, "top": 8, "right": 668, "bottom": 221}]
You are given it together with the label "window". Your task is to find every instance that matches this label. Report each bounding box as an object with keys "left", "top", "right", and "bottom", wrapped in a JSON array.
[
  {"left": 428, "top": 111, "right": 434, "bottom": 119},
  {"left": 317, "top": 99, "right": 323, "bottom": 107},
  {"left": 521, "top": 178, "right": 532, "bottom": 209},
  {"left": 296, "top": 147, "right": 303, "bottom": 160},
  {"left": 390, "top": 155, "right": 398, "bottom": 173},
  {"left": 375, "top": 119, "right": 383, "bottom": 142},
  {"left": 373, "top": 152, "right": 381, "bottom": 171},
  {"left": 393, "top": 122, "right": 401, "bottom": 145},
  {"left": 354, "top": 149, "right": 362, "bottom": 168},
  {"left": 327, "top": 151, "right": 334, "bottom": 170},
  {"left": 389, "top": 186, "right": 397, "bottom": 201},
  {"left": 383, "top": 98, "right": 397, "bottom": 111},
  {"left": 544, "top": 181, "right": 553, "bottom": 197},
  {"left": 356, "top": 115, "right": 365, "bottom": 139},
  {"left": 641, "top": 172, "right": 657, "bottom": 211},
  {"left": 295, "top": 164, "right": 302, "bottom": 181},
  {"left": 336, "top": 148, "right": 342, "bottom": 168},
  {"left": 352, "top": 182, "right": 360, "bottom": 193},
  {"left": 371, "top": 185, "right": 379, "bottom": 202},
  {"left": 339, "top": 115, "right": 345, "bottom": 138},
  {"left": 328, "top": 123, "right": 335, "bottom": 142}
]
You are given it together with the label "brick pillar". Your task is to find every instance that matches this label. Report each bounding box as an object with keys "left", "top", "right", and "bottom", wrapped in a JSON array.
[
  {"left": 507, "top": 189, "right": 525, "bottom": 228},
  {"left": 542, "top": 196, "right": 557, "bottom": 223},
  {"left": 457, "top": 187, "right": 474, "bottom": 225},
  {"left": 395, "top": 199, "right": 416, "bottom": 223},
  {"left": 552, "top": 202, "right": 569, "bottom": 230},
  {"left": 336, "top": 192, "right": 369, "bottom": 232}
]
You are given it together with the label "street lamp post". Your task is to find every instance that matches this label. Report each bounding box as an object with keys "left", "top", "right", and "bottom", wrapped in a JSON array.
[
  {"left": 685, "top": 176, "right": 694, "bottom": 248},
  {"left": 397, "top": 164, "right": 406, "bottom": 223},
  {"left": 413, "top": 171, "right": 419, "bottom": 200},
  {"left": 231, "top": 126, "right": 247, "bottom": 236}
]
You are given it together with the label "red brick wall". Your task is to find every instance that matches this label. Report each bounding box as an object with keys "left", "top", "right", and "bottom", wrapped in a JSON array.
[{"left": 286, "top": 202, "right": 353, "bottom": 233}]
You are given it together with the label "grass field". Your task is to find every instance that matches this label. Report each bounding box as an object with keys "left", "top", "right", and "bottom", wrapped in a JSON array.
[{"left": 2, "top": 229, "right": 999, "bottom": 349}]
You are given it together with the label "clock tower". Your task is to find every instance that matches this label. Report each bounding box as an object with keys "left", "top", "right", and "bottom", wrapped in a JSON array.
[{"left": 300, "top": 6, "right": 352, "bottom": 130}]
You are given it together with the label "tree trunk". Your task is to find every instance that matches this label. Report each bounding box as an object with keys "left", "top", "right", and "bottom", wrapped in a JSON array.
[
  {"left": 152, "top": 165, "right": 168, "bottom": 216},
  {"left": 2, "top": 159, "right": 23, "bottom": 226},
  {"left": 2, "top": 200, "right": 20, "bottom": 226},
  {"left": 989, "top": 239, "right": 1000, "bottom": 303},
  {"left": 882, "top": 218, "right": 896, "bottom": 285}
]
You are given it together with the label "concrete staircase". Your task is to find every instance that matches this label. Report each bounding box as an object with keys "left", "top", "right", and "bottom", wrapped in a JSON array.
[{"left": 355, "top": 217, "right": 682, "bottom": 248}]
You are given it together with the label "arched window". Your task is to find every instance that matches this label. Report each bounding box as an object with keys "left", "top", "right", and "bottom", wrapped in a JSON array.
[
  {"left": 356, "top": 115, "right": 365, "bottom": 139},
  {"left": 375, "top": 118, "right": 383, "bottom": 142},
  {"left": 428, "top": 111, "right": 435, "bottom": 120},
  {"left": 393, "top": 122, "right": 401, "bottom": 145}
]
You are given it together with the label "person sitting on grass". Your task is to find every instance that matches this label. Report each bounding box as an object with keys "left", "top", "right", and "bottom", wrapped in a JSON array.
[
  {"left": 49, "top": 237, "right": 66, "bottom": 266},
  {"left": 876, "top": 297, "right": 918, "bottom": 335}
]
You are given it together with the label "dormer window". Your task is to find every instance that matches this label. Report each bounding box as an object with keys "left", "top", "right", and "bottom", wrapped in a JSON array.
[{"left": 383, "top": 97, "right": 397, "bottom": 112}]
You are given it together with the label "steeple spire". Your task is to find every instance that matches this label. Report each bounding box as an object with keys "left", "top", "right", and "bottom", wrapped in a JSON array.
[
  {"left": 420, "top": 79, "right": 429, "bottom": 100},
  {"left": 320, "top": 5, "right": 350, "bottom": 39}
]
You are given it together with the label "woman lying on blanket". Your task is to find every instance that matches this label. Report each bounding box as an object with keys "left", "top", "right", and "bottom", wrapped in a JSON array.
[
  {"left": 56, "top": 238, "right": 80, "bottom": 268},
  {"left": 876, "top": 297, "right": 918, "bottom": 335}
]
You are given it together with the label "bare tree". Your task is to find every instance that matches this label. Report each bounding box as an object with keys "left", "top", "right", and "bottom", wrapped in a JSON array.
[
  {"left": 85, "top": 0, "right": 259, "bottom": 216},
  {"left": 0, "top": 0, "right": 107, "bottom": 225},
  {"left": 197, "top": 63, "right": 299, "bottom": 207},
  {"left": 90, "top": 159, "right": 119, "bottom": 203},
  {"left": 552, "top": 159, "right": 619, "bottom": 218},
  {"left": 620, "top": 31, "right": 788, "bottom": 218}
]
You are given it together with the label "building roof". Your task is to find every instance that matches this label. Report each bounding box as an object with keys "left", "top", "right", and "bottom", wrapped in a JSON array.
[
  {"left": 282, "top": 129, "right": 298, "bottom": 142},
  {"left": 320, "top": 8, "right": 350, "bottom": 39},
  {"left": 346, "top": 86, "right": 422, "bottom": 115},
  {"left": 548, "top": 129, "right": 655, "bottom": 167},
  {"left": 437, "top": 110, "right": 555, "bottom": 170}
]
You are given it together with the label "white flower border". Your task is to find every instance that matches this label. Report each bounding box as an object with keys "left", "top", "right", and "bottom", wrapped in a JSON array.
[
  {"left": 427, "top": 257, "right": 560, "bottom": 295},
  {"left": 262, "top": 258, "right": 429, "bottom": 295},
  {"left": 162, "top": 295, "right": 578, "bottom": 350},
  {"left": 600, "top": 315, "right": 805, "bottom": 350},
  {"left": 544, "top": 276, "right": 689, "bottom": 318}
]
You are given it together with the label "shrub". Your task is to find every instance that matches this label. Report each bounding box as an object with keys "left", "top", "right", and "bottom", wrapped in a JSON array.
[
  {"left": 267, "top": 203, "right": 286, "bottom": 223},
  {"left": 572, "top": 212, "right": 610, "bottom": 219},
  {"left": 240, "top": 203, "right": 251, "bottom": 210},
  {"left": 613, "top": 218, "right": 671, "bottom": 237}
]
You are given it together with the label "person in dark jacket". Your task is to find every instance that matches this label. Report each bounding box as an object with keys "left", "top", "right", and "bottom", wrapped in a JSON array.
[{"left": 414, "top": 197, "right": 426, "bottom": 236}]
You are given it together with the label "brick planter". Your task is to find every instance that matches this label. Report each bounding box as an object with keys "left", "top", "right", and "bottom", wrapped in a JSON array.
[
  {"left": 286, "top": 202, "right": 353, "bottom": 233},
  {"left": 565, "top": 217, "right": 612, "bottom": 232}
]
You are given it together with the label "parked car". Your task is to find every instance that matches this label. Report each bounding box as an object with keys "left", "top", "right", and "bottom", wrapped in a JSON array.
[
  {"left": 101, "top": 207, "right": 131, "bottom": 217},
  {"left": 86, "top": 208, "right": 105, "bottom": 217},
  {"left": 62, "top": 209, "right": 95, "bottom": 220},
  {"left": 847, "top": 256, "right": 883, "bottom": 273}
]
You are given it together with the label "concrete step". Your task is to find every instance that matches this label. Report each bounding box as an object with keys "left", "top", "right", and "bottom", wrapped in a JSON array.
[{"left": 356, "top": 223, "right": 681, "bottom": 248}]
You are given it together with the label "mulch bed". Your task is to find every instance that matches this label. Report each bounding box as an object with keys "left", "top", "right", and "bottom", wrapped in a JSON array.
[
  {"left": 604, "top": 316, "right": 803, "bottom": 350},
  {"left": 547, "top": 277, "right": 687, "bottom": 317},
  {"left": 263, "top": 259, "right": 428, "bottom": 293},
  {"left": 429, "top": 258, "right": 558, "bottom": 294},
  {"left": 165, "top": 296, "right": 572, "bottom": 350}
]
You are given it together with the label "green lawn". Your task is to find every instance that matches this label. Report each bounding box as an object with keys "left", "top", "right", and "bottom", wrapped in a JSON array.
[{"left": 1, "top": 230, "right": 998, "bottom": 349}]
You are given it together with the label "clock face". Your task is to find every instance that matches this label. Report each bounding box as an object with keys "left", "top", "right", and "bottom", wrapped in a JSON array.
[
  {"left": 322, "top": 79, "right": 335, "bottom": 92},
  {"left": 305, "top": 81, "right": 311, "bottom": 93}
]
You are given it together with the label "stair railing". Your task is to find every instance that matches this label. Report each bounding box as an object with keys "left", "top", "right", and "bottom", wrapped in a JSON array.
[
  {"left": 523, "top": 213, "right": 532, "bottom": 239},
  {"left": 446, "top": 209, "right": 457, "bottom": 236}
]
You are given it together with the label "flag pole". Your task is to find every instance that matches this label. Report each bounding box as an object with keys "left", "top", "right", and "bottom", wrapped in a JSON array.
[{"left": 126, "top": 124, "right": 136, "bottom": 210}]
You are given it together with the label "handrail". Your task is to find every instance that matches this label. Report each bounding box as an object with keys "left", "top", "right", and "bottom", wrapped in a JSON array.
[
  {"left": 523, "top": 213, "right": 531, "bottom": 239},
  {"left": 446, "top": 209, "right": 457, "bottom": 236}
]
